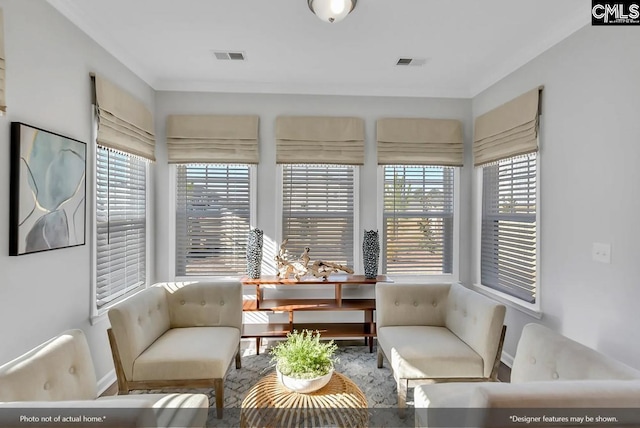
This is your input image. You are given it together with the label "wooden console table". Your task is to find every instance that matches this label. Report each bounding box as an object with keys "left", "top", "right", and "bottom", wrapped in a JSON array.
[{"left": 241, "top": 274, "right": 391, "bottom": 353}]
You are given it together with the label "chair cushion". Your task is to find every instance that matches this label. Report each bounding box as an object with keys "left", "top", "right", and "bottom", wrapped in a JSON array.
[
  {"left": 378, "top": 326, "right": 484, "bottom": 379},
  {"left": 100, "top": 393, "right": 209, "bottom": 428},
  {"left": 108, "top": 287, "right": 171, "bottom": 381},
  {"left": 415, "top": 382, "right": 479, "bottom": 428},
  {"left": 415, "top": 382, "right": 477, "bottom": 408},
  {"left": 445, "top": 282, "right": 506, "bottom": 378},
  {"left": 415, "top": 380, "right": 640, "bottom": 428},
  {"left": 512, "top": 323, "right": 640, "bottom": 383},
  {"left": 0, "top": 329, "right": 97, "bottom": 401},
  {"left": 132, "top": 327, "right": 239, "bottom": 381}
]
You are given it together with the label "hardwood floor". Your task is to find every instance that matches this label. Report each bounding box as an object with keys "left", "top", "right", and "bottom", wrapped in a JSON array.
[
  {"left": 100, "top": 382, "right": 118, "bottom": 397},
  {"left": 497, "top": 361, "right": 511, "bottom": 382}
]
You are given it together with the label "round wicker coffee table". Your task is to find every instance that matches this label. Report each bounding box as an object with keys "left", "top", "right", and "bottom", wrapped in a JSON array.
[{"left": 240, "top": 371, "right": 368, "bottom": 428}]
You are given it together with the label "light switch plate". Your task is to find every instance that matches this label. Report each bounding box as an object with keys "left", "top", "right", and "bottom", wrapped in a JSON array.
[{"left": 592, "top": 242, "right": 611, "bottom": 264}]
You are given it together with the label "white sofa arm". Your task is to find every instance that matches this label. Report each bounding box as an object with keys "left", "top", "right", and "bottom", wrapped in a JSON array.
[
  {"left": 376, "top": 283, "right": 450, "bottom": 328},
  {"left": 416, "top": 380, "right": 640, "bottom": 427},
  {"left": 108, "top": 287, "right": 171, "bottom": 381},
  {"left": 469, "top": 380, "right": 640, "bottom": 427},
  {"left": 0, "top": 399, "right": 156, "bottom": 428},
  {"left": 444, "top": 283, "right": 506, "bottom": 379},
  {"left": 470, "top": 379, "right": 640, "bottom": 408}
]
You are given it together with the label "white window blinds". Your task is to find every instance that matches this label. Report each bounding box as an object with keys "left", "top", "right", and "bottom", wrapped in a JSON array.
[
  {"left": 176, "top": 164, "right": 251, "bottom": 276},
  {"left": 481, "top": 154, "right": 537, "bottom": 303},
  {"left": 96, "top": 147, "right": 146, "bottom": 309},
  {"left": 282, "top": 165, "right": 355, "bottom": 266},
  {"left": 383, "top": 166, "right": 454, "bottom": 275}
]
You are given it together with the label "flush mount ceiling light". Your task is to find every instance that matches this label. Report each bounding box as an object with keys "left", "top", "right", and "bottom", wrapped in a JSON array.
[{"left": 308, "top": 0, "right": 357, "bottom": 23}]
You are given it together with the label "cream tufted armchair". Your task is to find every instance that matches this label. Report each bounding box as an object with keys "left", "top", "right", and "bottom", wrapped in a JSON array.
[
  {"left": 0, "top": 329, "right": 208, "bottom": 427},
  {"left": 376, "top": 282, "right": 506, "bottom": 417},
  {"left": 107, "top": 280, "right": 243, "bottom": 419}
]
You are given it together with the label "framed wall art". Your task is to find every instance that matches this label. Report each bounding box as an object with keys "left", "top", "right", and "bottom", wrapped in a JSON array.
[{"left": 9, "top": 122, "right": 87, "bottom": 256}]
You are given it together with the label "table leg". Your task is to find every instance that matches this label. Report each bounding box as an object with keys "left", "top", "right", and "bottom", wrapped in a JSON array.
[
  {"left": 365, "top": 309, "right": 374, "bottom": 353},
  {"left": 255, "top": 337, "right": 261, "bottom": 355},
  {"left": 335, "top": 283, "right": 342, "bottom": 307},
  {"left": 255, "top": 285, "right": 261, "bottom": 309}
]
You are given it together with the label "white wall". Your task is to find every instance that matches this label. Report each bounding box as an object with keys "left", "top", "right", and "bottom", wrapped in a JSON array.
[
  {"left": 470, "top": 25, "right": 640, "bottom": 369},
  {"left": 6, "top": 1, "right": 637, "bottom": 386},
  {"left": 154, "top": 92, "right": 473, "bottom": 313},
  {"left": 0, "top": 0, "right": 155, "bottom": 386}
]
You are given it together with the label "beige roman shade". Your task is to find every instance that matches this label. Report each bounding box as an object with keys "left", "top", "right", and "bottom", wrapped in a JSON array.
[
  {"left": 376, "top": 118, "right": 463, "bottom": 166},
  {"left": 473, "top": 86, "right": 543, "bottom": 167},
  {"left": 92, "top": 74, "right": 155, "bottom": 161},
  {"left": 166, "top": 115, "right": 259, "bottom": 164},
  {"left": 276, "top": 116, "right": 364, "bottom": 165},
  {"left": 0, "top": 8, "right": 6, "bottom": 114}
]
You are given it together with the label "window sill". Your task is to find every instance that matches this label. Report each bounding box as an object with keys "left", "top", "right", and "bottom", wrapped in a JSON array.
[
  {"left": 90, "top": 311, "right": 109, "bottom": 326},
  {"left": 390, "top": 274, "right": 457, "bottom": 284},
  {"left": 470, "top": 282, "right": 542, "bottom": 319}
]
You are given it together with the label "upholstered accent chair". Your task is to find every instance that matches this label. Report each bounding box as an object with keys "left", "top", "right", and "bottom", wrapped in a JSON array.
[
  {"left": 376, "top": 282, "right": 506, "bottom": 417},
  {"left": 414, "top": 323, "right": 640, "bottom": 427},
  {"left": 0, "top": 329, "right": 208, "bottom": 427},
  {"left": 107, "top": 280, "right": 243, "bottom": 419}
]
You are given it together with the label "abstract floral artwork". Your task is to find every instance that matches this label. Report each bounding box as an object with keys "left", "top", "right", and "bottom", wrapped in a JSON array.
[{"left": 9, "top": 122, "right": 86, "bottom": 256}]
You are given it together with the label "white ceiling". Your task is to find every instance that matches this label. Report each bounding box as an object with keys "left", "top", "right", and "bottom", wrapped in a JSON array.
[{"left": 47, "top": 0, "right": 590, "bottom": 98}]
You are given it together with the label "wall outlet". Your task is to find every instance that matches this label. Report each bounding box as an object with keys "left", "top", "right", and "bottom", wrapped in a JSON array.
[{"left": 592, "top": 242, "right": 611, "bottom": 264}]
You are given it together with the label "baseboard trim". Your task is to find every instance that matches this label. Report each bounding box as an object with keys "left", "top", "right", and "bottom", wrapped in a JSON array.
[
  {"left": 501, "top": 350, "right": 515, "bottom": 368},
  {"left": 97, "top": 369, "right": 117, "bottom": 396}
]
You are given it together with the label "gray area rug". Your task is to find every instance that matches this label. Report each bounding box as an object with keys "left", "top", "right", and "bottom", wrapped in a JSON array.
[
  {"left": 174, "top": 343, "right": 415, "bottom": 427},
  {"left": 211, "top": 343, "right": 414, "bottom": 427}
]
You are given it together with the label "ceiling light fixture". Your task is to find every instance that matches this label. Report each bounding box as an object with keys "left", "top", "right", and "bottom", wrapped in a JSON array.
[{"left": 308, "top": 0, "right": 357, "bottom": 23}]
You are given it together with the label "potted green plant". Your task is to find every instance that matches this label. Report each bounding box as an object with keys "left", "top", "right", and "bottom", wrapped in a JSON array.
[{"left": 270, "top": 329, "right": 339, "bottom": 393}]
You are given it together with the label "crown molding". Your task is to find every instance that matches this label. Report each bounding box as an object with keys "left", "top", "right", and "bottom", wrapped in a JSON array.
[
  {"left": 468, "top": 9, "right": 591, "bottom": 97},
  {"left": 154, "top": 79, "right": 472, "bottom": 99},
  {"left": 46, "top": 0, "right": 157, "bottom": 88}
]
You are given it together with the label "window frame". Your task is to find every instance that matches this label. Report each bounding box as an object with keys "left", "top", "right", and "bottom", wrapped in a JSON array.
[
  {"left": 473, "top": 155, "right": 541, "bottom": 318},
  {"left": 376, "top": 165, "right": 460, "bottom": 284},
  {"left": 276, "top": 164, "right": 361, "bottom": 274},
  {"left": 168, "top": 163, "right": 257, "bottom": 281},
  {"left": 90, "top": 116, "right": 151, "bottom": 322}
]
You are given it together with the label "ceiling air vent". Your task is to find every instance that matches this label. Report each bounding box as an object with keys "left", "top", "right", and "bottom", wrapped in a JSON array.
[
  {"left": 213, "top": 51, "right": 246, "bottom": 61},
  {"left": 396, "top": 57, "right": 428, "bottom": 67}
]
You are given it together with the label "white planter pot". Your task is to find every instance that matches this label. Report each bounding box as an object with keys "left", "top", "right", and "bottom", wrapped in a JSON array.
[{"left": 276, "top": 367, "right": 334, "bottom": 393}]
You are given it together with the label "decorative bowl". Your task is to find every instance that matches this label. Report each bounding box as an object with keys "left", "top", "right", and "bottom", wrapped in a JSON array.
[{"left": 276, "top": 366, "right": 333, "bottom": 393}]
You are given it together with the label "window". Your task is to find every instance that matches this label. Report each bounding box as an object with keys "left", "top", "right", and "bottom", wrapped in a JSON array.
[
  {"left": 95, "top": 147, "right": 147, "bottom": 310},
  {"left": 383, "top": 165, "right": 454, "bottom": 275},
  {"left": 481, "top": 154, "right": 537, "bottom": 303},
  {"left": 282, "top": 164, "right": 355, "bottom": 266},
  {"left": 176, "top": 164, "right": 251, "bottom": 276}
]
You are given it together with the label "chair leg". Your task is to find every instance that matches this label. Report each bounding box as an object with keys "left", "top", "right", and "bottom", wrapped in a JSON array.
[
  {"left": 377, "top": 347, "right": 384, "bottom": 368},
  {"left": 214, "top": 378, "right": 224, "bottom": 419},
  {"left": 397, "top": 378, "right": 407, "bottom": 419},
  {"left": 235, "top": 346, "right": 242, "bottom": 369}
]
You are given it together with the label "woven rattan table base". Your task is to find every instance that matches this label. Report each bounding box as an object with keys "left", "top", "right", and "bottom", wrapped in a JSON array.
[{"left": 240, "top": 371, "right": 369, "bottom": 428}]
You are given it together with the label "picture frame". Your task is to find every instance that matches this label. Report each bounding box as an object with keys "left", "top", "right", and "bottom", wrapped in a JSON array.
[{"left": 9, "top": 122, "right": 87, "bottom": 256}]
